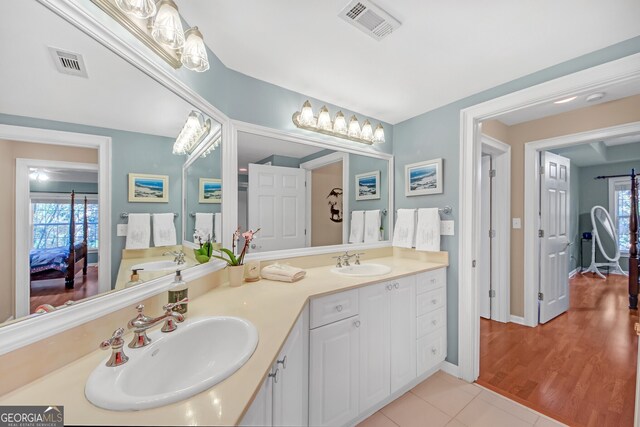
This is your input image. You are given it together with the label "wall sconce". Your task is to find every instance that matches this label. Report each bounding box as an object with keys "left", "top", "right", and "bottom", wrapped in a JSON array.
[
  {"left": 91, "top": 0, "right": 210, "bottom": 72},
  {"left": 173, "top": 111, "right": 211, "bottom": 155},
  {"left": 292, "top": 101, "right": 385, "bottom": 145}
]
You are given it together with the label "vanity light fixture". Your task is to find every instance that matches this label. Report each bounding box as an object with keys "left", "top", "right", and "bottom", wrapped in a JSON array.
[
  {"left": 173, "top": 111, "right": 211, "bottom": 155},
  {"left": 91, "top": 0, "right": 210, "bottom": 72},
  {"left": 292, "top": 101, "right": 385, "bottom": 145},
  {"left": 200, "top": 136, "right": 221, "bottom": 158}
]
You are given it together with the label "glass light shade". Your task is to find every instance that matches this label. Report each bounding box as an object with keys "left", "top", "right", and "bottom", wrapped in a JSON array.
[
  {"left": 348, "top": 115, "right": 361, "bottom": 138},
  {"left": 333, "top": 111, "right": 347, "bottom": 134},
  {"left": 299, "top": 100, "right": 315, "bottom": 126},
  {"left": 115, "top": 0, "right": 157, "bottom": 19},
  {"left": 151, "top": 0, "right": 185, "bottom": 50},
  {"left": 181, "top": 27, "right": 210, "bottom": 72},
  {"left": 173, "top": 111, "right": 207, "bottom": 155},
  {"left": 361, "top": 120, "right": 373, "bottom": 142},
  {"left": 373, "top": 124, "right": 385, "bottom": 144},
  {"left": 317, "top": 106, "right": 332, "bottom": 131}
]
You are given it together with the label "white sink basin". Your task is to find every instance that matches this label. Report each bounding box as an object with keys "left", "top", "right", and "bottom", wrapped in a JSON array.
[
  {"left": 130, "top": 260, "right": 180, "bottom": 272},
  {"left": 331, "top": 263, "right": 392, "bottom": 277},
  {"left": 85, "top": 316, "right": 259, "bottom": 411}
]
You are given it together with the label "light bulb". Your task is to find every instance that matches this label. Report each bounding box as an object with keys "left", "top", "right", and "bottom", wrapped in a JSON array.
[
  {"left": 333, "top": 111, "right": 347, "bottom": 134},
  {"left": 373, "top": 124, "right": 385, "bottom": 144},
  {"left": 317, "top": 106, "right": 332, "bottom": 131},
  {"left": 115, "top": 0, "right": 157, "bottom": 19},
  {"left": 173, "top": 111, "right": 208, "bottom": 155},
  {"left": 299, "top": 100, "right": 315, "bottom": 126},
  {"left": 361, "top": 120, "right": 373, "bottom": 142},
  {"left": 348, "top": 115, "right": 361, "bottom": 138},
  {"left": 181, "top": 27, "right": 210, "bottom": 72},
  {"left": 152, "top": 0, "right": 185, "bottom": 50}
]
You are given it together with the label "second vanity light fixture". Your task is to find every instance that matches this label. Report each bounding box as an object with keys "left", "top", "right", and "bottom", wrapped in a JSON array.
[
  {"left": 292, "top": 100, "right": 385, "bottom": 145},
  {"left": 92, "top": 0, "right": 210, "bottom": 72},
  {"left": 173, "top": 111, "right": 211, "bottom": 155}
]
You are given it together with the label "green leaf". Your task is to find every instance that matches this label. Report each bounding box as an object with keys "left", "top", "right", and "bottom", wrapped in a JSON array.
[
  {"left": 218, "top": 248, "right": 239, "bottom": 266},
  {"left": 209, "top": 254, "right": 233, "bottom": 265}
]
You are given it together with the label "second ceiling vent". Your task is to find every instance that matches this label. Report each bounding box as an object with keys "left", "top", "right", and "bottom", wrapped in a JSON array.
[{"left": 338, "top": 0, "right": 401, "bottom": 41}]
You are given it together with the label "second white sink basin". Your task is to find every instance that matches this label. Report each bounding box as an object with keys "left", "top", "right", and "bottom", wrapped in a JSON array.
[
  {"left": 130, "top": 260, "right": 180, "bottom": 272},
  {"left": 331, "top": 263, "right": 392, "bottom": 277},
  {"left": 85, "top": 316, "right": 259, "bottom": 411}
]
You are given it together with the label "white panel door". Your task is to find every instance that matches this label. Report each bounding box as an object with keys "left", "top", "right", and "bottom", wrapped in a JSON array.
[
  {"left": 309, "top": 316, "right": 360, "bottom": 427},
  {"left": 390, "top": 275, "right": 417, "bottom": 393},
  {"left": 539, "top": 151, "right": 571, "bottom": 324},
  {"left": 479, "top": 155, "right": 492, "bottom": 319},
  {"left": 241, "top": 373, "right": 273, "bottom": 426},
  {"left": 248, "top": 163, "right": 306, "bottom": 252},
  {"left": 358, "top": 283, "right": 391, "bottom": 411}
]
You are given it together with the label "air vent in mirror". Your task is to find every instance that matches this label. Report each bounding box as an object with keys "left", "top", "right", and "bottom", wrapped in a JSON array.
[
  {"left": 339, "top": 0, "right": 400, "bottom": 41},
  {"left": 48, "top": 47, "right": 88, "bottom": 78}
]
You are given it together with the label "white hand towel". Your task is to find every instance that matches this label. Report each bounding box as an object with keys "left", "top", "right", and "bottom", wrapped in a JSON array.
[
  {"left": 392, "top": 209, "right": 416, "bottom": 248},
  {"left": 349, "top": 210, "right": 365, "bottom": 243},
  {"left": 152, "top": 213, "right": 177, "bottom": 247},
  {"left": 214, "top": 212, "right": 222, "bottom": 243},
  {"left": 415, "top": 208, "right": 441, "bottom": 252},
  {"left": 261, "top": 263, "right": 306, "bottom": 283},
  {"left": 125, "top": 213, "right": 150, "bottom": 250},
  {"left": 364, "top": 210, "right": 381, "bottom": 243},
  {"left": 195, "top": 213, "right": 214, "bottom": 242}
]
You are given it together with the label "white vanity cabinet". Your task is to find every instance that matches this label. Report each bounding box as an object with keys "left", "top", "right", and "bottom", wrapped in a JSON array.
[{"left": 416, "top": 268, "right": 447, "bottom": 376}]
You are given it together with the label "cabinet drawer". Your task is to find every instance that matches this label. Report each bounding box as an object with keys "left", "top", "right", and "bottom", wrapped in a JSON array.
[
  {"left": 310, "top": 289, "right": 359, "bottom": 329},
  {"left": 417, "top": 307, "right": 446, "bottom": 338},
  {"left": 416, "top": 287, "right": 446, "bottom": 316},
  {"left": 417, "top": 329, "right": 446, "bottom": 376},
  {"left": 416, "top": 268, "right": 446, "bottom": 294}
]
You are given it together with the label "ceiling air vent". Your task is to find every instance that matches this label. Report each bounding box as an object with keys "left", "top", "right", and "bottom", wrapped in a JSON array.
[
  {"left": 48, "top": 47, "right": 88, "bottom": 78},
  {"left": 339, "top": 0, "right": 400, "bottom": 41}
]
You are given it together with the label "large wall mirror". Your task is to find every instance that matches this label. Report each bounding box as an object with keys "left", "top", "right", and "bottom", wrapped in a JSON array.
[
  {"left": 0, "top": 1, "right": 223, "bottom": 329},
  {"left": 236, "top": 130, "right": 391, "bottom": 254}
]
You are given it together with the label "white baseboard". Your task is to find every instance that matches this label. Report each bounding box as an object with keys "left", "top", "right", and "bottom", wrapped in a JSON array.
[
  {"left": 439, "top": 361, "right": 460, "bottom": 378},
  {"left": 569, "top": 268, "right": 579, "bottom": 278},
  {"left": 4, "top": 315, "right": 14, "bottom": 323},
  {"left": 509, "top": 315, "right": 526, "bottom": 325}
]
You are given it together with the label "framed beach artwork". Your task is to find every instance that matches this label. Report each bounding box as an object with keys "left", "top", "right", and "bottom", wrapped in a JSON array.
[
  {"left": 128, "top": 173, "right": 169, "bottom": 202},
  {"left": 405, "top": 158, "right": 443, "bottom": 196},
  {"left": 199, "top": 178, "right": 222, "bottom": 203},
  {"left": 355, "top": 170, "right": 380, "bottom": 201}
]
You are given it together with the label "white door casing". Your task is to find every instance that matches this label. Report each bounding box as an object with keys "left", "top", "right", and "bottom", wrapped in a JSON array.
[
  {"left": 479, "top": 155, "right": 492, "bottom": 320},
  {"left": 539, "top": 151, "right": 571, "bottom": 324},
  {"left": 248, "top": 163, "right": 306, "bottom": 252}
]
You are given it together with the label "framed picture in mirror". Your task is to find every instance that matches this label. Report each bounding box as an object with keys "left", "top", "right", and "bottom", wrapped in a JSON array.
[
  {"left": 199, "top": 178, "right": 222, "bottom": 203},
  {"left": 355, "top": 170, "right": 380, "bottom": 200},
  {"left": 128, "top": 173, "right": 169, "bottom": 202}
]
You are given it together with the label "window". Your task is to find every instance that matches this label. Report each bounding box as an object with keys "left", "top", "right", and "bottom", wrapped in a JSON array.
[
  {"left": 609, "top": 177, "right": 639, "bottom": 255},
  {"left": 31, "top": 194, "right": 99, "bottom": 251}
]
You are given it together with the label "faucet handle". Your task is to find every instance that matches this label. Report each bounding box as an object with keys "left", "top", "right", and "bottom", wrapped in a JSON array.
[
  {"left": 161, "top": 298, "right": 187, "bottom": 333},
  {"left": 163, "top": 298, "right": 189, "bottom": 312},
  {"left": 100, "top": 328, "right": 125, "bottom": 350},
  {"left": 135, "top": 304, "right": 145, "bottom": 313},
  {"left": 100, "top": 328, "right": 129, "bottom": 367}
]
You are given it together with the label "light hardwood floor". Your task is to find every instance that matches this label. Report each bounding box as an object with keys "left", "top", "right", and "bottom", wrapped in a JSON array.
[{"left": 30, "top": 266, "right": 99, "bottom": 313}]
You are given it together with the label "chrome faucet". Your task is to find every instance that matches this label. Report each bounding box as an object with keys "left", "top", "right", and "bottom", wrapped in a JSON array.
[
  {"left": 126, "top": 299, "right": 188, "bottom": 348},
  {"left": 333, "top": 251, "right": 364, "bottom": 268},
  {"left": 100, "top": 328, "right": 129, "bottom": 367},
  {"left": 163, "top": 250, "right": 186, "bottom": 265},
  {"left": 341, "top": 251, "right": 356, "bottom": 266}
]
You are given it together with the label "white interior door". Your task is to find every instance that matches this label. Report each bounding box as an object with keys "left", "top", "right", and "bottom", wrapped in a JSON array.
[
  {"left": 539, "top": 151, "right": 571, "bottom": 324},
  {"left": 479, "top": 155, "right": 492, "bottom": 319},
  {"left": 248, "top": 164, "right": 306, "bottom": 252}
]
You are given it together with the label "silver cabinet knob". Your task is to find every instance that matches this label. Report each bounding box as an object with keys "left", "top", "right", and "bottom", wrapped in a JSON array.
[
  {"left": 251, "top": 243, "right": 256, "bottom": 249},
  {"left": 268, "top": 367, "right": 280, "bottom": 383},
  {"left": 431, "top": 299, "right": 437, "bottom": 305},
  {"left": 394, "top": 282, "right": 399, "bottom": 289},
  {"left": 431, "top": 347, "right": 437, "bottom": 355},
  {"left": 354, "top": 320, "right": 361, "bottom": 328},
  {"left": 277, "top": 355, "right": 287, "bottom": 369},
  {"left": 430, "top": 278, "right": 437, "bottom": 284},
  {"left": 336, "top": 304, "right": 343, "bottom": 312},
  {"left": 432, "top": 319, "right": 438, "bottom": 326},
  {"left": 386, "top": 284, "right": 393, "bottom": 291}
]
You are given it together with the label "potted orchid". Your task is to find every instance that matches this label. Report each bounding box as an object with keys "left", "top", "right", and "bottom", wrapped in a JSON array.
[{"left": 212, "top": 227, "right": 260, "bottom": 286}]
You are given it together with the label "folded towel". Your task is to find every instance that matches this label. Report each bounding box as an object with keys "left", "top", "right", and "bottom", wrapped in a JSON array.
[
  {"left": 195, "top": 213, "right": 214, "bottom": 242},
  {"left": 415, "top": 208, "right": 440, "bottom": 251},
  {"left": 261, "top": 263, "right": 306, "bottom": 283},
  {"left": 153, "top": 213, "right": 177, "bottom": 247},
  {"left": 349, "top": 210, "right": 365, "bottom": 243},
  {"left": 392, "top": 209, "right": 416, "bottom": 248},
  {"left": 125, "top": 213, "right": 150, "bottom": 250},
  {"left": 214, "top": 212, "right": 222, "bottom": 243},
  {"left": 364, "top": 209, "right": 381, "bottom": 243}
]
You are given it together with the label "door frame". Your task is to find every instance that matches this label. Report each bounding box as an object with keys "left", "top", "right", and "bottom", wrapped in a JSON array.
[
  {"left": 457, "top": 52, "right": 640, "bottom": 383},
  {"left": 480, "top": 135, "right": 511, "bottom": 323},
  {"left": 300, "top": 152, "right": 350, "bottom": 246}
]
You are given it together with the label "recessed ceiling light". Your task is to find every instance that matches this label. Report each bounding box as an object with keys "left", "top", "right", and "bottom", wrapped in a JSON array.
[
  {"left": 554, "top": 96, "right": 577, "bottom": 104},
  {"left": 239, "top": 168, "right": 248, "bottom": 172},
  {"left": 586, "top": 92, "right": 606, "bottom": 102}
]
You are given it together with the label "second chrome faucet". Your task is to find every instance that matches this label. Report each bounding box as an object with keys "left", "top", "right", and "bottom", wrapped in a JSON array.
[{"left": 127, "top": 299, "right": 189, "bottom": 348}]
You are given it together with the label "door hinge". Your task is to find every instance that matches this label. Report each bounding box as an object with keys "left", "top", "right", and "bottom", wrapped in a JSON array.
[
  {"left": 489, "top": 289, "right": 496, "bottom": 298},
  {"left": 538, "top": 292, "right": 544, "bottom": 301},
  {"left": 489, "top": 229, "right": 496, "bottom": 238},
  {"left": 472, "top": 260, "right": 476, "bottom": 268},
  {"left": 304, "top": 229, "right": 307, "bottom": 235},
  {"left": 539, "top": 165, "right": 545, "bottom": 175},
  {"left": 489, "top": 169, "right": 496, "bottom": 178},
  {"left": 538, "top": 229, "right": 544, "bottom": 238}
]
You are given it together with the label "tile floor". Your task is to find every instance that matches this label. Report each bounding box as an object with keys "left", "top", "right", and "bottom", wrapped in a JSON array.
[{"left": 357, "top": 371, "right": 567, "bottom": 427}]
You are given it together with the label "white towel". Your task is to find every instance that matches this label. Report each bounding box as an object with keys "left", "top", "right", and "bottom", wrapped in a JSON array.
[
  {"left": 364, "top": 210, "right": 381, "bottom": 243},
  {"left": 415, "top": 208, "right": 440, "bottom": 252},
  {"left": 214, "top": 212, "right": 222, "bottom": 243},
  {"left": 349, "top": 210, "right": 365, "bottom": 243},
  {"left": 195, "top": 213, "right": 214, "bottom": 242},
  {"left": 392, "top": 209, "right": 416, "bottom": 248},
  {"left": 261, "top": 263, "right": 306, "bottom": 283},
  {"left": 153, "top": 213, "right": 177, "bottom": 247},
  {"left": 125, "top": 213, "right": 150, "bottom": 250}
]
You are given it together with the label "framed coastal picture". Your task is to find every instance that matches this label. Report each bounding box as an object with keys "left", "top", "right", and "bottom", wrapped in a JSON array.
[
  {"left": 199, "top": 178, "right": 222, "bottom": 203},
  {"left": 405, "top": 158, "right": 443, "bottom": 196},
  {"left": 355, "top": 170, "right": 380, "bottom": 201},
  {"left": 128, "top": 173, "right": 169, "bottom": 202}
]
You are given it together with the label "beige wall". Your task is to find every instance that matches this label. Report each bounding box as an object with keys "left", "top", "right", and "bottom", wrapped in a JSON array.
[
  {"left": 0, "top": 139, "right": 98, "bottom": 322},
  {"left": 311, "top": 162, "right": 343, "bottom": 247},
  {"left": 483, "top": 94, "right": 640, "bottom": 316}
]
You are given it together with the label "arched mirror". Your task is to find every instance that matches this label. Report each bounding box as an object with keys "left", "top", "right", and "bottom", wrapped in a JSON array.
[{"left": 583, "top": 205, "right": 626, "bottom": 278}]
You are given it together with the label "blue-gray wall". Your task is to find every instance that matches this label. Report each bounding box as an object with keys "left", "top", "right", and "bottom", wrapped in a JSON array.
[{"left": 30, "top": 181, "right": 98, "bottom": 194}]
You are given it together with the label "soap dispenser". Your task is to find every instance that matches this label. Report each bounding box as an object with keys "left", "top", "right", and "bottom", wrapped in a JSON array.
[
  {"left": 126, "top": 269, "right": 144, "bottom": 287},
  {"left": 168, "top": 270, "right": 188, "bottom": 314}
]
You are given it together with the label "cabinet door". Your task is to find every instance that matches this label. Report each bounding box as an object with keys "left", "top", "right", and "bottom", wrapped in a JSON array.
[
  {"left": 358, "top": 282, "right": 391, "bottom": 412},
  {"left": 309, "top": 316, "right": 360, "bottom": 427},
  {"left": 390, "top": 276, "right": 417, "bottom": 393},
  {"left": 241, "top": 374, "right": 273, "bottom": 426},
  {"left": 273, "top": 308, "right": 309, "bottom": 426}
]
